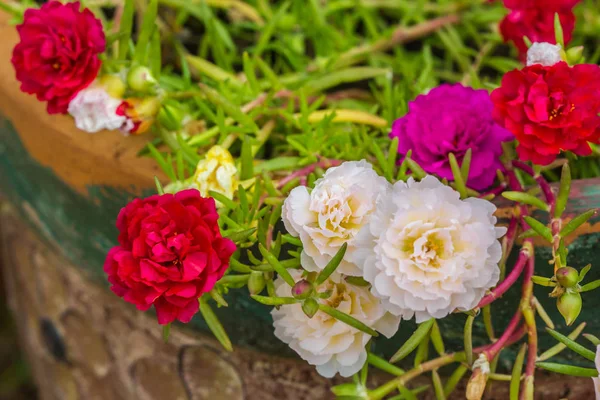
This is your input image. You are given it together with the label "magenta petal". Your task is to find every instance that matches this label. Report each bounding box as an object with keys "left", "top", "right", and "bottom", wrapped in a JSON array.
[
  {"left": 176, "top": 300, "right": 200, "bottom": 323},
  {"left": 181, "top": 252, "right": 208, "bottom": 280}
]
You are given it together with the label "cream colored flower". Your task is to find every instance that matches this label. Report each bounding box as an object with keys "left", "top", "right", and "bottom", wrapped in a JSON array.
[
  {"left": 272, "top": 270, "right": 400, "bottom": 378},
  {"left": 282, "top": 160, "right": 390, "bottom": 276},
  {"left": 67, "top": 87, "right": 126, "bottom": 133},
  {"left": 527, "top": 42, "right": 562, "bottom": 67},
  {"left": 355, "top": 176, "right": 506, "bottom": 322},
  {"left": 193, "top": 145, "right": 238, "bottom": 200}
]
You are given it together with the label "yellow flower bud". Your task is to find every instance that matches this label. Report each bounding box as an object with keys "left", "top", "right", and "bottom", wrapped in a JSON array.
[
  {"left": 97, "top": 74, "right": 126, "bottom": 98},
  {"left": 193, "top": 145, "right": 238, "bottom": 203},
  {"left": 118, "top": 97, "right": 161, "bottom": 135}
]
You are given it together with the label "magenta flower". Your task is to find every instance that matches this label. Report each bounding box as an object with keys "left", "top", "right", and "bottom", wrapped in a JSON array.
[{"left": 390, "top": 84, "right": 513, "bottom": 190}]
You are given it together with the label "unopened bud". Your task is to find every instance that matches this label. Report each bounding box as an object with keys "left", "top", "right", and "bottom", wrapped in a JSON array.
[
  {"left": 566, "top": 46, "right": 584, "bottom": 65},
  {"left": 557, "top": 291, "right": 582, "bottom": 326},
  {"left": 127, "top": 66, "right": 157, "bottom": 92},
  {"left": 302, "top": 298, "right": 319, "bottom": 318},
  {"left": 556, "top": 267, "right": 579, "bottom": 288},
  {"left": 466, "top": 354, "right": 489, "bottom": 400},
  {"left": 248, "top": 271, "right": 266, "bottom": 295},
  {"left": 292, "top": 279, "right": 313, "bottom": 300},
  {"left": 97, "top": 74, "right": 126, "bottom": 98}
]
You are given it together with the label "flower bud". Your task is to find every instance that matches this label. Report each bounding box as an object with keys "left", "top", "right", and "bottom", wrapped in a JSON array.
[
  {"left": 117, "top": 97, "right": 161, "bottom": 135},
  {"left": 292, "top": 279, "right": 313, "bottom": 300},
  {"left": 557, "top": 291, "right": 582, "bottom": 326},
  {"left": 466, "top": 354, "right": 489, "bottom": 400},
  {"left": 97, "top": 74, "right": 126, "bottom": 98},
  {"left": 127, "top": 66, "right": 157, "bottom": 92},
  {"left": 302, "top": 298, "right": 319, "bottom": 318},
  {"left": 248, "top": 271, "right": 266, "bottom": 295},
  {"left": 566, "top": 46, "right": 584, "bottom": 65},
  {"left": 556, "top": 267, "right": 579, "bottom": 288}
]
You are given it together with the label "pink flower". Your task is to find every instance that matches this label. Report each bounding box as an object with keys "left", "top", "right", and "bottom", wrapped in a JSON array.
[
  {"left": 390, "top": 84, "right": 512, "bottom": 190},
  {"left": 104, "top": 190, "right": 236, "bottom": 325},
  {"left": 11, "top": 2, "right": 105, "bottom": 114}
]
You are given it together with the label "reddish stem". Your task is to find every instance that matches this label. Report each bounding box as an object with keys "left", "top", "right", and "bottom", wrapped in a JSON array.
[
  {"left": 483, "top": 310, "right": 522, "bottom": 360},
  {"left": 511, "top": 160, "right": 555, "bottom": 211},
  {"left": 474, "top": 323, "right": 526, "bottom": 354},
  {"left": 477, "top": 246, "right": 530, "bottom": 308},
  {"left": 480, "top": 183, "right": 507, "bottom": 198}
]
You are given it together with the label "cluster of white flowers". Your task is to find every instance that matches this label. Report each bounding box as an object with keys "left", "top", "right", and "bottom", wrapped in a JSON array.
[{"left": 278, "top": 160, "right": 505, "bottom": 377}]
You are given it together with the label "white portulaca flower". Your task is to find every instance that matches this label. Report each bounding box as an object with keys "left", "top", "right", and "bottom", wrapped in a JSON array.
[
  {"left": 594, "top": 345, "right": 600, "bottom": 399},
  {"left": 67, "top": 87, "right": 126, "bottom": 133},
  {"left": 272, "top": 270, "right": 400, "bottom": 378},
  {"left": 355, "top": 176, "right": 506, "bottom": 322},
  {"left": 526, "top": 42, "right": 562, "bottom": 67},
  {"left": 282, "top": 160, "right": 390, "bottom": 276}
]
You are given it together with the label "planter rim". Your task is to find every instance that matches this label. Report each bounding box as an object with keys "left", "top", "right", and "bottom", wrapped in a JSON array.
[{"left": 0, "top": 15, "right": 160, "bottom": 196}]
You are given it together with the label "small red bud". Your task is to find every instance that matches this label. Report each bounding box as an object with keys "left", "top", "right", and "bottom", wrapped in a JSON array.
[{"left": 292, "top": 280, "right": 313, "bottom": 300}]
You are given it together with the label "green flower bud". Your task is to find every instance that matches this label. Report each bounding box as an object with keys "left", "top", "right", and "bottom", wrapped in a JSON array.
[
  {"left": 292, "top": 279, "right": 313, "bottom": 300},
  {"left": 302, "top": 298, "right": 319, "bottom": 318},
  {"left": 127, "top": 66, "right": 157, "bottom": 92},
  {"left": 556, "top": 267, "right": 579, "bottom": 288},
  {"left": 566, "top": 46, "right": 584, "bottom": 65},
  {"left": 248, "top": 271, "right": 266, "bottom": 295},
  {"left": 557, "top": 291, "right": 582, "bottom": 326}
]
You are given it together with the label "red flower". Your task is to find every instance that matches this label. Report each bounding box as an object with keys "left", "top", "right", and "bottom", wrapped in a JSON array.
[
  {"left": 503, "top": 0, "right": 580, "bottom": 10},
  {"left": 104, "top": 190, "right": 236, "bottom": 325},
  {"left": 11, "top": 2, "right": 105, "bottom": 114},
  {"left": 491, "top": 62, "right": 600, "bottom": 165},
  {"left": 500, "top": 8, "right": 574, "bottom": 60}
]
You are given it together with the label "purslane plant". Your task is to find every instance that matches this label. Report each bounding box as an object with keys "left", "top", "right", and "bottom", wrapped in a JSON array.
[{"left": 4, "top": 0, "right": 600, "bottom": 399}]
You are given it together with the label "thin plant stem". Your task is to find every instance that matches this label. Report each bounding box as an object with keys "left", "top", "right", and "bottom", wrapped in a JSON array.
[{"left": 477, "top": 242, "right": 532, "bottom": 308}]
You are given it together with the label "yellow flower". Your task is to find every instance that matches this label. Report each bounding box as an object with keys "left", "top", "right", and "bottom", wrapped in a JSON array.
[{"left": 193, "top": 145, "right": 238, "bottom": 201}]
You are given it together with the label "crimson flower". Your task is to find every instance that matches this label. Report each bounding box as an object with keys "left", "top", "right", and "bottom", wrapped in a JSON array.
[
  {"left": 500, "top": 8, "right": 574, "bottom": 60},
  {"left": 491, "top": 62, "right": 600, "bottom": 165},
  {"left": 11, "top": 1, "right": 106, "bottom": 114},
  {"left": 104, "top": 190, "right": 236, "bottom": 325}
]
